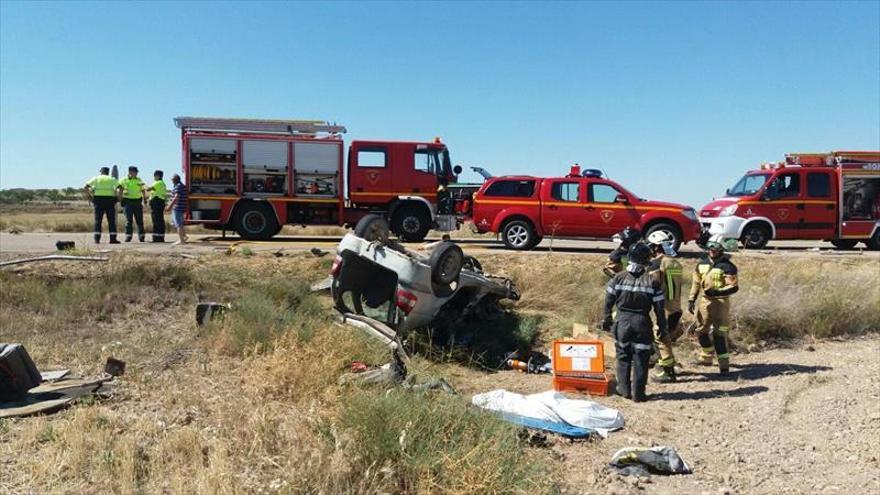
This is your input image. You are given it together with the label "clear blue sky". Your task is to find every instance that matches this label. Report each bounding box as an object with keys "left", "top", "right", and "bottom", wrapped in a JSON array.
[{"left": 1, "top": 1, "right": 878, "bottom": 208}]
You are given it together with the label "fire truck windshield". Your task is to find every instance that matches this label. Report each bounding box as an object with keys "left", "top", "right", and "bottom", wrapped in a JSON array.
[{"left": 727, "top": 173, "right": 770, "bottom": 196}]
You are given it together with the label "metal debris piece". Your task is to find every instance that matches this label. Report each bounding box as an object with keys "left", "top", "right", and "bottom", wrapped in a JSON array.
[
  {"left": 0, "top": 255, "right": 109, "bottom": 268},
  {"left": 196, "top": 302, "right": 230, "bottom": 326}
]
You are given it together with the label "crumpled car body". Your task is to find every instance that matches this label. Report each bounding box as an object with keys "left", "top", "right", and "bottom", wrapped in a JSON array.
[{"left": 331, "top": 233, "right": 519, "bottom": 332}]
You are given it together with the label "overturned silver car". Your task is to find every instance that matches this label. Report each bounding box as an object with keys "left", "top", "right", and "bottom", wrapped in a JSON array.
[{"left": 330, "top": 215, "right": 520, "bottom": 333}]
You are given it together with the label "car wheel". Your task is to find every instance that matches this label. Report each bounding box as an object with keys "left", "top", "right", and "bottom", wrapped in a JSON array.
[
  {"left": 645, "top": 222, "right": 682, "bottom": 252},
  {"left": 235, "top": 204, "right": 278, "bottom": 240},
  {"left": 429, "top": 242, "right": 464, "bottom": 285},
  {"left": 502, "top": 220, "right": 537, "bottom": 250},
  {"left": 354, "top": 214, "right": 390, "bottom": 244},
  {"left": 740, "top": 223, "right": 770, "bottom": 249},
  {"left": 391, "top": 205, "right": 430, "bottom": 242},
  {"left": 830, "top": 239, "right": 858, "bottom": 250},
  {"left": 867, "top": 231, "right": 880, "bottom": 251}
]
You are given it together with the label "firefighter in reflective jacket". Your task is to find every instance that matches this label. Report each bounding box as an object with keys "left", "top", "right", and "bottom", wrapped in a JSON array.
[
  {"left": 647, "top": 231, "right": 683, "bottom": 383},
  {"left": 688, "top": 234, "right": 739, "bottom": 375},
  {"left": 602, "top": 242, "right": 667, "bottom": 402},
  {"left": 603, "top": 226, "right": 642, "bottom": 278}
]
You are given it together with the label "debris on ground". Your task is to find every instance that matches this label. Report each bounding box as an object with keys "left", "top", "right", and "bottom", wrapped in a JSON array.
[
  {"left": 609, "top": 446, "right": 692, "bottom": 477},
  {"left": 471, "top": 389, "right": 624, "bottom": 437},
  {"left": 55, "top": 240, "right": 75, "bottom": 251},
  {"left": 0, "top": 254, "right": 109, "bottom": 268},
  {"left": 310, "top": 276, "right": 333, "bottom": 292},
  {"left": 309, "top": 247, "right": 329, "bottom": 257},
  {"left": 195, "top": 302, "right": 230, "bottom": 326},
  {"left": 1, "top": 343, "right": 42, "bottom": 400}
]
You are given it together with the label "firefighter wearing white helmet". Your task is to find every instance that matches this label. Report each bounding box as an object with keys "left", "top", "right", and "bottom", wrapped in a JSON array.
[
  {"left": 687, "top": 234, "right": 739, "bottom": 375},
  {"left": 646, "top": 230, "right": 683, "bottom": 383}
]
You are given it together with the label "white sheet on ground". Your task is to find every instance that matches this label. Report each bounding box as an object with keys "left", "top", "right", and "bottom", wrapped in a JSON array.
[{"left": 471, "top": 389, "right": 624, "bottom": 437}]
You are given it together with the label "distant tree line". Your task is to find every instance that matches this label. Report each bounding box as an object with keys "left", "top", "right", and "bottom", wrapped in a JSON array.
[{"left": 0, "top": 188, "right": 84, "bottom": 205}]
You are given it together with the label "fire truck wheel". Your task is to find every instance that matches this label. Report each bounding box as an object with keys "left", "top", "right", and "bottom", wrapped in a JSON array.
[
  {"left": 740, "top": 223, "right": 770, "bottom": 249},
  {"left": 502, "top": 220, "right": 538, "bottom": 250},
  {"left": 235, "top": 204, "right": 278, "bottom": 241},
  {"left": 830, "top": 239, "right": 858, "bottom": 250},
  {"left": 644, "top": 222, "right": 682, "bottom": 252},
  {"left": 391, "top": 205, "right": 430, "bottom": 242},
  {"left": 429, "top": 242, "right": 464, "bottom": 285},
  {"left": 354, "top": 214, "right": 390, "bottom": 244},
  {"left": 867, "top": 231, "right": 880, "bottom": 251}
]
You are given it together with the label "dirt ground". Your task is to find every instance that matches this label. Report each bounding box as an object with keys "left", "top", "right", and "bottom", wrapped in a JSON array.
[{"left": 449, "top": 336, "right": 880, "bottom": 494}]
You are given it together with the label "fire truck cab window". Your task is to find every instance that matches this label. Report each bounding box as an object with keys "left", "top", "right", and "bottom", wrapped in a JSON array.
[
  {"left": 415, "top": 148, "right": 442, "bottom": 175},
  {"left": 551, "top": 182, "right": 580, "bottom": 202},
  {"left": 765, "top": 173, "right": 800, "bottom": 199},
  {"left": 590, "top": 183, "right": 621, "bottom": 203},
  {"left": 807, "top": 173, "right": 831, "bottom": 198},
  {"left": 358, "top": 148, "right": 386, "bottom": 168},
  {"left": 484, "top": 180, "right": 535, "bottom": 197}
]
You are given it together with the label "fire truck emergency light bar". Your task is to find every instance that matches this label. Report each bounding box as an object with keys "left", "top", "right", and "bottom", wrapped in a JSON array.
[{"left": 174, "top": 117, "right": 347, "bottom": 135}]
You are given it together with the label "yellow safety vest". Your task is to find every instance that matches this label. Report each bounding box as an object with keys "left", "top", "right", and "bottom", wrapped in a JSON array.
[
  {"left": 119, "top": 177, "right": 145, "bottom": 200},
  {"left": 86, "top": 175, "right": 118, "bottom": 197},
  {"left": 150, "top": 180, "right": 168, "bottom": 201}
]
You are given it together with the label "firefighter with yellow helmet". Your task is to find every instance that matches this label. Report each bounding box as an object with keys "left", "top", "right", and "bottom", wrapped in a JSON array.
[
  {"left": 646, "top": 230, "right": 683, "bottom": 383},
  {"left": 687, "top": 234, "right": 739, "bottom": 375}
]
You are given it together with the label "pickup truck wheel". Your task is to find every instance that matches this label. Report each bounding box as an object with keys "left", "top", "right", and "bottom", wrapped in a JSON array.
[
  {"left": 867, "top": 231, "right": 880, "bottom": 251},
  {"left": 502, "top": 220, "right": 537, "bottom": 250},
  {"left": 429, "top": 242, "right": 464, "bottom": 285},
  {"left": 354, "top": 214, "right": 390, "bottom": 244},
  {"left": 644, "top": 223, "right": 682, "bottom": 252},
  {"left": 391, "top": 205, "right": 430, "bottom": 242},
  {"left": 830, "top": 239, "right": 858, "bottom": 250},
  {"left": 740, "top": 223, "right": 770, "bottom": 249},
  {"left": 235, "top": 204, "right": 278, "bottom": 241}
]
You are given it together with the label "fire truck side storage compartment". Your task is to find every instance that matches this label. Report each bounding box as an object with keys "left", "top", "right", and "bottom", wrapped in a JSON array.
[
  {"left": 293, "top": 142, "right": 340, "bottom": 197},
  {"left": 190, "top": 200, "right": 222, "bottom": 221},
  {"left": 243, "top": 140, "right": 288, "bottom": 196},
  {"left": 190, "top": 138, "right": 237, "bottom": 195}
]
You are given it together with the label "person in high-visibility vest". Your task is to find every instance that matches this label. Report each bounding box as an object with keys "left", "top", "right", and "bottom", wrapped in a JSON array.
[
  {"left": 687, "top": 234, "right": 739, "bottom": 375},
  {"left": 603, "top": 226, "right": 642, "bottom": 278},
  {"left": 117, "top": 166, "right": 147, "bottom": 242},
  {"left": 646, "top": 230, "right": 684, "bottom": 383},
  {"left": 145, "top": 170, "right": 168, "bottom": 242},
  {"left": 83, "top": 167, "right": 120, "bottom": 244}
]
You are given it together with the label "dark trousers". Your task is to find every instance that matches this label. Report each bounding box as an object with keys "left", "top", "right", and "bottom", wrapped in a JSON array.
[
  {"left": 92, "top": 197, "right": 118, "bottom": 243},
  {"left": 614, "top": 311, "right": 654, "bottom": 401},
  {"left": 149, "top": 198, "right": 166, "bottom": 241},
  {"left": 122, "top": 198, "right": 145, "bottom": 241}
]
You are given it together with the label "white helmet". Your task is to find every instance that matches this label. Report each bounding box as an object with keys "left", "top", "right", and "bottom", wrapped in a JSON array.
[{"left": 647, "top": 231, "right": 677, "bottom": 256}]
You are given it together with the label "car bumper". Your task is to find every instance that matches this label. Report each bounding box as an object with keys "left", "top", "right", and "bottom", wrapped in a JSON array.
[{"left": 699, "top": 216, "right": 745, "bottom": 238}]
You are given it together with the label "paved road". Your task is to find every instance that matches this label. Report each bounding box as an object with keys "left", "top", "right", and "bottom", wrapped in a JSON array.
[{"left": 1, "top": 232, "right": 877, "bottom": 259}]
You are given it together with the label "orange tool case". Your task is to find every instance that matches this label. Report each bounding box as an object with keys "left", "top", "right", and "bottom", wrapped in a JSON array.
[{"left": 551, "top": 339, "right": 611, "bottom": 396}]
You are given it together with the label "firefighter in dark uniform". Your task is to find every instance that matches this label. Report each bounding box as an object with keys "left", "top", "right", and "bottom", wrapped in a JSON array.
[
  {"left": 688, "top": 234, "right": 739, "bottom": 375},
  {"left": 602, "top": 242, "right": 667, "bottom": 402},
  {"left": 603, "top": 226, "right": 642, "bottom": 278},
  {"left": 84, "top": 167, "right": 120, "bottom": 244}
]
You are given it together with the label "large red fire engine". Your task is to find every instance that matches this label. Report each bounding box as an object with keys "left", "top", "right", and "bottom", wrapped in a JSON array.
[
  {"left": 700, "top": 151, "right": 880, "bottom": 250},
  {"left": 174, "top": 117, "right": 463, "bottom": 241}
]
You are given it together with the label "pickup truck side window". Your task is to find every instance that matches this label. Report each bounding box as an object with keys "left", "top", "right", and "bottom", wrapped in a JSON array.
[
  {"left": 766, "top": 172, "right": 800, "bottom": 199},
  {"left": 484, "top": 180, "right": 536, "bottom": 197},
  {"left": 807, "top": 172, "right": 831, "bottom": 198},
  {"left": 551, "top": 182, "right": 580, "bottom": 202},
  {"left": 590, "top": 183, "right": 620, "bottom": 203},
  {"left": 357, "top": 147, "right": 386, "bottom": 168}
]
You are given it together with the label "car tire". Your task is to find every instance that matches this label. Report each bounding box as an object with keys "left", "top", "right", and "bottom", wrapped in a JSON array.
[
  {"left": 234, "top": 204, "right": 278, "bottom": 241},
  {"left": 354, "top": 214, "right": 390, "bottom": 244},
  {"left": 867, "top": 231, "right": 880, "bottom": 251},
  {"left": 644, "top": 222, "right": 683, "bottom": 252},
  {"left": 502, "top": 220, "right": 538, "bottom": 250},
  {"left": 740, "top": 223, "right": 770, "bottom": 249},
  {"left": 830, "top": 239, "right": 858, "bottom": 250},
  {"left": 429, "top": 241, "right": 464, "bottom": 285},
  {"left": 391, "top": 205, "right": 430, "bottom": 242}
]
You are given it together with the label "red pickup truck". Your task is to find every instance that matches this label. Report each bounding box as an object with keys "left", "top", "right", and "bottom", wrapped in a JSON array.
[{"left": 470, "top": 165, "right": 701, "bottom": 250}]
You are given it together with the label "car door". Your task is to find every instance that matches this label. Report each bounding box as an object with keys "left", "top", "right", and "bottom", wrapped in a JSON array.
[
  {"left": 800, "top": 170, "right": 837, "bottom": 239},
  {"left": 585, "top": 181, "right": 640, "bottom": 237},
  {"left": 760, "top": 170, "right": 803, "bottom": 239},
  {"left": 542, "top": 179, "right": 584, "bottom": 236}
]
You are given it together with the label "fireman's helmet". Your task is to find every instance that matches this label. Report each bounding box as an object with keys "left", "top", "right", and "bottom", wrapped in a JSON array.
[
  {"left": 705, "top": 234, "right": 738, "bottom": 253},
  {"left": 628, "top": 242, "right": 652, "bottom": 265},
  {"left": 617, "top": 226, "right": 642, "bottom": 247},
  {"left": 647, "top": 231, "right": 677, "bottom": 257}
]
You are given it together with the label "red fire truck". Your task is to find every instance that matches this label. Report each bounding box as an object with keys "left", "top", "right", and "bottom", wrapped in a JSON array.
[
  {"left": 470, "top": 165, "right": 702, "bottom": 250},
  {"left": 700, "top": 151, "right": 880, "bottom": 250},
  {"left": 174, "top": 117, "right": 464, "bottom": 241}
]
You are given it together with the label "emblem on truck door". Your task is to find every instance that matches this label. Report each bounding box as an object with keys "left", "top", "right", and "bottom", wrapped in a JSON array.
[
  {"left": 367, "top": 172, "right": 381, "bottom": 185},
  {"left": 777, "top": 208, "right": 789, "bottom": 220},
  {"left": 600, "top": 210, "right": 615, "bottom": 223}
]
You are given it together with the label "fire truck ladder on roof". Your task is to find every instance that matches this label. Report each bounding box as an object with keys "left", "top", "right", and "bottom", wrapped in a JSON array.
[{"left": 173, "top": 117, "right": 347, "bottom": 135}]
